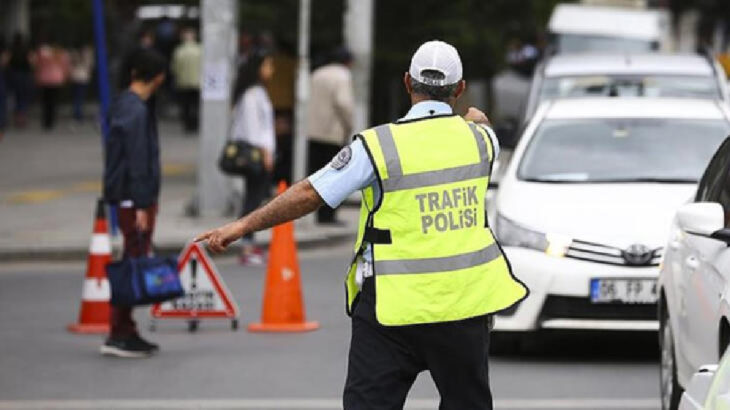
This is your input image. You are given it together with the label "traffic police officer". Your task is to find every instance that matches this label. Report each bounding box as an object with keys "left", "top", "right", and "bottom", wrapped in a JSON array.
[{"left": 196, "top": 40, "right": 528, "bottom": 410}]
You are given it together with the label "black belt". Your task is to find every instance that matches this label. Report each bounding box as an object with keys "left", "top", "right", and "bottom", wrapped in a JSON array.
[{"left": 363, "top": 227, "right": 392, "bottom": 244}]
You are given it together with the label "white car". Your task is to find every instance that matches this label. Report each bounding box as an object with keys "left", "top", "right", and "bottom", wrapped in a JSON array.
[
  {"left": 523, "top": 53, "right": 730, "bottom": 123},
  {"left": 659, "top": 137, "right": 730, "bottom": 410},
  {"left": 679, "top": 349, "right": 730, "bottom": 410},
  {"left": 491, "top": 97, "right": 730, "bottom": 352}
]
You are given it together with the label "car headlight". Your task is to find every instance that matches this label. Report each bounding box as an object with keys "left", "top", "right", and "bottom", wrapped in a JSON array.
[{"left": 494, "top": 213, "right": 572, "bottom": 257}]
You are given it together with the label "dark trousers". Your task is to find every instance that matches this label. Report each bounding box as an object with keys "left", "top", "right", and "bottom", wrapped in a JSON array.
[
  {"left": 0, "top": 71, "right": 6, "bottom": 131},
  {"left": 71, "top": 82, "right": 88, "bottom": 121},
  {"left": 241, "top": 172, "right": 271, "bottom": 242},
  {"left": 8, "top": 70, "right": 31, "bottom": 117},
  {"left": 273, "top": 109, "right": 293, "bottom": 184},
  {"left": 344, "top": 279, "right": 493, "bottom": 410},
  {"left": 178, "top": 88, "right": 199, "bottom": 132},
  {"left": 40, "top": 86, "right": 60, "bottom": 130},
  {"left": 307, "top": 140, "right": 341, "bottom": 223},
  {"left": 109, "top": 205, "right": 157, "bottom": 339}
]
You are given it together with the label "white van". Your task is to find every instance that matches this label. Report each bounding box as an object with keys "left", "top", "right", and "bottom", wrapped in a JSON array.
[{"left": 548, "top": 3, "right": 673, "bottom": 53}]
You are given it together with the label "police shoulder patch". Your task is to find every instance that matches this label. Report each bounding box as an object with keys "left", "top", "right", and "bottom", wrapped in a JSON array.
[{"left": 330, "top": 146, "right": 352, "bottom": 170}]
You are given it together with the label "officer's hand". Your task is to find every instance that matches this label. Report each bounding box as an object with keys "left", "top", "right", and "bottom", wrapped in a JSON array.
[
  {"left": 464, "top": 107, "right": 491, "bottom": 125},
  {"left": 194, "top": 221, "right": 245, "bottom": 254}
]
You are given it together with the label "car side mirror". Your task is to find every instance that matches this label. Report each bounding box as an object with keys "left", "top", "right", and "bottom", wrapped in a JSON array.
[
  {"left": 677, "top": 202, "right": 725, "bottom": 236},
  {"left": 711, "top": 228, "right": 730, "bottom": 246}
]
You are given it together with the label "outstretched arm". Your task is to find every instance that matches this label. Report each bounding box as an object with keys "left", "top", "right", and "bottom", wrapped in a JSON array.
[{"left": 194, "top": 179, "right": 324, "bottom": 253}]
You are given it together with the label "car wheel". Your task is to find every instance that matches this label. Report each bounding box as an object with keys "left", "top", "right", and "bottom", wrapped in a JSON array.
[{"left": 660, "top": 311, "right": 683, "bottom": 410}]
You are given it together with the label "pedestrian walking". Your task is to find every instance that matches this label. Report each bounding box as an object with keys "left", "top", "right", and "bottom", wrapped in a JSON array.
[
  {"left": 102, "top": 49, "right": 167, "bottom": 358},
  {"left": 69, "top": 43, "right": 94, "bottom": 122},
  {"left": 195, "top": 40, "right": 528, "bottom": 409},
  {"left": 171, "top": 27, "right": 201, "bottom": 133},
  {"left": 229, "top": 50, "right": 276, "bottom": 265},
  {"left": 306, "top": 47, "right": 354, "bottom": 224},
  {"left": 7, "top": 32, "right": 32, "bottom": 128},
  {"left": 32, "top": 40, "right": 70, "bottom": 130}
]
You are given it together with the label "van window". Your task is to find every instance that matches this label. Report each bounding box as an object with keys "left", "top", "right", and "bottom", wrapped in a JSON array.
[
  {"left": 540, "top": 76, "right": 721, "bottom": 102},
  {"left": 556, "top": 34, "right": 654, "bottom": 53}
]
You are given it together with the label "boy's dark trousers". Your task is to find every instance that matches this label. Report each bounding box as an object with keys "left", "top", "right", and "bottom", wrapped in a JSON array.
[{"left": 109, "top": 205, "right": 157, "bottom": 338}]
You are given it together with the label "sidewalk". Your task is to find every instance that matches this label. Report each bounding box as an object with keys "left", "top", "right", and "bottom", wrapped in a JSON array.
[{"left": 0, "top": 118, "right": 357, "bottom": 261}]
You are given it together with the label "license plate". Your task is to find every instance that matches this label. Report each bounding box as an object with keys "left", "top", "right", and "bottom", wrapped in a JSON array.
[{"left": 590, "top": 278, "right": 657, "bottom": 304}]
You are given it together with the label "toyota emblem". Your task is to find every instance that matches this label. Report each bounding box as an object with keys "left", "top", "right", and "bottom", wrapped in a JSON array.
[{"left": 622, "top": 244, "right": 653, "bottom": 266}]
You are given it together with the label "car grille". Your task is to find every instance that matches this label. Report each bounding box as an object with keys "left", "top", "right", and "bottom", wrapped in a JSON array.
[
  {"left": 541, "top": 295, "right": 657, "bottom": 321},
  {"left": 565, "top": 239, "right": 662, "bottom": 267}
]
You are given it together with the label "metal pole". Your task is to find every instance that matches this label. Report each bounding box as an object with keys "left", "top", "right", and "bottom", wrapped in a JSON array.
[
  {"left": 92, "top": 0, "right": 111, "bottom": 142},
  {"left": 92, "top": 0, "right": 117, "bottom": 234},
  {"left": 292, "top": 0, "right": 311, "bottom": 184},
  {"left": 197, "top": 0, "right": 238, "bottom": 216},
  {"left": 344, "top": 0, "right": 374, "bottom": 133}
]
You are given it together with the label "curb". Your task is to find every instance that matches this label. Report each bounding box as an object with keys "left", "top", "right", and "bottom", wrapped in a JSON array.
[{"left": 0, "top": 231, "right": 356, "bottom": 262}]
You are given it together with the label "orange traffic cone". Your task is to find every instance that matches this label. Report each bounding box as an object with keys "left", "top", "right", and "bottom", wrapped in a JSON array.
[
  {"left": 248, "top": 181, "right": 319, "bottom": 333},
  {"left": 67, "top": 199, "right": 112, "bottom": 334}
]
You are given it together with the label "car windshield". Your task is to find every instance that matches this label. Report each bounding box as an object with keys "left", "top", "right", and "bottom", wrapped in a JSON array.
[
  {"left": 540, "top": 75, "right": 721, "bottom": 102},
  {"left": 556, "top": 34, "right": 655, "bottom": 53},
  {"left": 518, "top": 118, "right": 730, "bottom": 183}
]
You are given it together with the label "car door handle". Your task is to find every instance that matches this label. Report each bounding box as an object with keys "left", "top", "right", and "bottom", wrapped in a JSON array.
[{"left": 684, "top": 256, "right": 700, "bottom": 270}]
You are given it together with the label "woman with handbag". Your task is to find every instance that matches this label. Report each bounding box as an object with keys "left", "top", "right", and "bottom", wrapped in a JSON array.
[{"left": 230, "top": 50, "right": 276, "bottom": 265}]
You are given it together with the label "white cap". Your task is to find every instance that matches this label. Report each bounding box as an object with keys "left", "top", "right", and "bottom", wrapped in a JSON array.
[{"left": 409, "top": 40, "right": 463, "bottom": 86}]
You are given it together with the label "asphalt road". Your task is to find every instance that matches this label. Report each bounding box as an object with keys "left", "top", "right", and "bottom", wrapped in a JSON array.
[{"left": 0, "top": 244, "right": 660, "bottom": 410}]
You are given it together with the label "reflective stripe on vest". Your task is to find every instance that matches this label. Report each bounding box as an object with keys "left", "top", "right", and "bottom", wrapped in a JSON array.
[
  {"left": 373, "top": 123, "right": 492, "bottom": 192},
  {"left": 374, "top": 242, "right": 501, "bottom": 275}
]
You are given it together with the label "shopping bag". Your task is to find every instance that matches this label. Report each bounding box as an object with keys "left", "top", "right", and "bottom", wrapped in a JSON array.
[{"left": 106, "top": 255, "right": 184, "bottom": 306}]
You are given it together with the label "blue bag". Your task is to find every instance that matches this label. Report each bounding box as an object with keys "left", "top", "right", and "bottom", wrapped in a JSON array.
[{"left": 106, "top": 255, "right": 184, "bottom": 306}]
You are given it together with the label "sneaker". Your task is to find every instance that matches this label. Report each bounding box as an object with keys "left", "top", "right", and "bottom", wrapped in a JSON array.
[
  {"left": 131, "top": 334, "right": 159, "bottom": 352},
  {"left": 239, "top": 252, "right": 264, "bottom": 266},
  {"left": 100, "top": 336, "right": 154, "bottom": 358}
]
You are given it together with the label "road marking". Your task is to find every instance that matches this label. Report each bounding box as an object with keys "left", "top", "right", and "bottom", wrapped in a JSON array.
[
  {"left": 71, "top": 181, "right": 102, "bottom": 192},
  {"left": 162, "top": 162, "right": 195, "bottom": 177},
  {"left": 3, "top": 163, "right": 193, "bottom": 204},
  {"left": 0, "top": 398, "right": 660, "bottom": 409},
  {"left": 6, "top": 189, "right": 65, "bottom": 204}
]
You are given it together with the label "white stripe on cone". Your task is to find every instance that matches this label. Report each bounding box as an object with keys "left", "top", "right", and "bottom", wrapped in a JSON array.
[
  {"left": 89, "top": 233, "right": 111, "bottom": 255},
  {"left": 82, "top": 278, "right": 110, "bottom": 301}
]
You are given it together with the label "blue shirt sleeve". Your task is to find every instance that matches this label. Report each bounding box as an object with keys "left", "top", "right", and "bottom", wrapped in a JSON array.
[
  {"left": 480, "top": 124, "right": 500, "bottom": 160},
  {"left": 308, "top": 139, "right": 376, "bottom": 208}
]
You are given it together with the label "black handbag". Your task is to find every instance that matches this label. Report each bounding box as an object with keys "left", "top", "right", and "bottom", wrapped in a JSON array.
[{"left": 218, "top": 139, "right": 265, "bottom": 177}]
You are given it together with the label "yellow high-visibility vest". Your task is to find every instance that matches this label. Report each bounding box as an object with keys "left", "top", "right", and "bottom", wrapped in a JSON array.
[{"left": 345, "top": 115, "right": 528, "bottom": 326}]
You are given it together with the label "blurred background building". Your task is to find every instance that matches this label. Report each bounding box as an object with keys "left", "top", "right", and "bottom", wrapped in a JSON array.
[
  {"left": 2, "top": 0, "right": 729, "bottom": 128},
  {"left": 4, "top": 0, "right": 728, "bottom": 129},
  {"left": 1, "top": 0, "right": 730, "bottom": 211}
]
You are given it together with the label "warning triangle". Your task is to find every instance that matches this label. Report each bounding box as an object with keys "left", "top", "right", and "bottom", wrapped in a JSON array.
[{"left": 151, "top": 242, "right": 239, "bottom": 319}]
